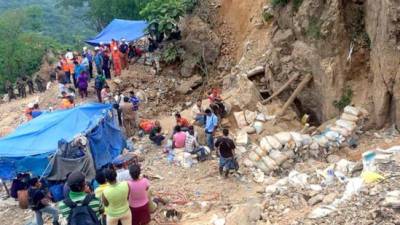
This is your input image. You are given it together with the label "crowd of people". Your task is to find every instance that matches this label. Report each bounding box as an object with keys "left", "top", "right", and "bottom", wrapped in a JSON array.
[
  {"left": 8, "top": 37, "right": 241, "bottom": 225},
  {"left": 4, "top": 75, "right": 46, "bottom": 102},
  {"left": 24, "top": 163, "right": 152, "bottom": 225}
]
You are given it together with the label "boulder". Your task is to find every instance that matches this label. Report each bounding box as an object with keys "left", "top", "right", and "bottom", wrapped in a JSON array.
[
  {"left": 181, "top": 16, "right": 222, "bottom": 64},
  {"left": 272, "top": 29, "right": 295, "bottom": 46},
  {"left": 176, "top": 75, "right": 203, "bottom": 94}
]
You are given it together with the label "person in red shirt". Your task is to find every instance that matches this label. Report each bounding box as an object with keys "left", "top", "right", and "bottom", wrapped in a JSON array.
[{"left": 175, "top": 113, "right": 190, "bottom": 130}]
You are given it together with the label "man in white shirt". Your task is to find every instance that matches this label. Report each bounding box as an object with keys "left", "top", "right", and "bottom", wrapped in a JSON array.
[{"left": 191, "top": 99, "right": 205, "bottom": 126}]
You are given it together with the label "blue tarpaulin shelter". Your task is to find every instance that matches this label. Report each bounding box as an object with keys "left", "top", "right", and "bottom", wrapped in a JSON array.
[
  {"left": 0, "top": 103, "right": 126, "bottom": 180},
  {"left": 86, "top": 19, "right": 148, "bottom": 46}
]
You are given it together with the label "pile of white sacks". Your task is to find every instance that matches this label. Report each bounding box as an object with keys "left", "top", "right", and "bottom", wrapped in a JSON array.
[{"left": 246, "top": 106, "right": 368, "bottom": 175}]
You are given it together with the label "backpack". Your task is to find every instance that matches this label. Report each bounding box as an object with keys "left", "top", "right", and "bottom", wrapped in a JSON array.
[{"left": 63, "top": 194, "right": 101, "bottom": 225}]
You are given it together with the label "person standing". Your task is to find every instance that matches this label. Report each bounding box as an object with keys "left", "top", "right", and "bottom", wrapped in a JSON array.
[
  {"left": 28, "top": 178, "right": 60, "bottom": 225},
  {"left": 94, "top": 47, "right": 103, "bottom": 75},
  {"left": 120, "top": 96, "right": 137, "bottom": 137},
  {"left": 128, "top": 165, "right": 151, "bottom": 225},
  {"left": 119, "top": 39, "right": 129, "bottom": 70},
  {"left": 102, "top": 50, "right": 112, "bottom": 80},
  {"left": 25, "top": 76, "right": 35, "bottom": 95},
  {"left": 61, "top": 56, "right": 72, "bottom": 84},
  {"left": 112, "top": 47, "right": 122, "bottom": 77},
  {"left": 5, "top": 80, "right": 15, "bottom": 101},
  {"left": 58, "top": 171, "right": 102, "bottom": 225},
  {"left": 35, "top": 76, "right": 46, "bottom": 93},
  {"left": 215, "top": 129, "right": 237, "bottom": 178},
  {"left": 95, "top": 74, "right": 106, "bottom": 103},
  {"left": 192, "top": 99, "right": 205, "bottom": 126},
  {"left": 17, "top": 78, "right": 27, "bottom": 98},
  {"left": 102, "top": 169, "right": 131, "bottom": 225},
  {"left": 73, "top": 61, "right": 83, "bottom": 88},
  {"left": 204, "top": 109, "right": 218, "bottom": 152},
  {"left": 77, "top": 71, "right": 89, "bottom": 99}
]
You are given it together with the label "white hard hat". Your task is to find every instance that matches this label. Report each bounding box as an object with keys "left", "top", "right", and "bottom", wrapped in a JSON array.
[
  {"left": 99, "top": 42, "right": 104, "bottom": 45},
  {"left": 83, "top": 46, "right": 88, "bottom": 51},
  {"left": 113, "top": 46, "right": 118, "bottom": 50},
  {"left": 28, "top": 103, "right": 34, "bottom": 108},
  {"left": 94, "top": 47, "right": 100, "bottom": 50},
  {"left": 121, "top": 38, "right": 126, "bottom": 42}
]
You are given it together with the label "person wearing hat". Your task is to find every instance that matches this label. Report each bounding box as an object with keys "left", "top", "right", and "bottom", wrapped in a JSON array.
[
  {"left": 28, "top": 178, "right": 60, "bottom": 225},
  {"left": 58, "top": 171, "right": 102, "bottom": 224},
  {"left": 111, "top": 46, "right": 122, "bottom": 76}
]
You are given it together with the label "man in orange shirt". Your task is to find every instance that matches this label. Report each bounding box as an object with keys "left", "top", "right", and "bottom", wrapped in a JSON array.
[
  {"left": 61, "top": 57, "right": 71, "bottom": 84},
  {"left": 175, "top": 113, "right": 190, "bottom": 130},
  {"left": 112, "top": 47, "right": 122, "bottom": 76}
]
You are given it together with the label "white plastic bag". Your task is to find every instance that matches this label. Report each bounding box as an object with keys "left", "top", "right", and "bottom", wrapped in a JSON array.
[
  {"left": 260, "top": 137, "right": 273, "bottom": 152},
  {"left": 254, "top": 146, "right": 267, "bottom": 157},
  {"left": 335, "top": 119, "right": 356, "bottom": 132},
  {"left": 341, "top": 113, "right": 358, "bottom": 122},
  {"left": 344, "top": 106, "right": 360, "bottom": 117},
  {"left": 274, "top": 132, "right": 293, "bottom": 145},
  {"left": 249, "top": 151, "right": 261, "bottom": 162},
  {"left": 244, "top": 110, "right": 257, "bottom": 124},
  {"left": 324, "top": 130, "right": 341, "bottom": 141},
  {"left": 313, "top": 135, "right": 329, "bottom": 148},
  {"left": 236, "top": 131, "right": 249, "bottom": 145},
  {"left": 269, "top": 149, "right": 289, "bottom": 165},
  {"left": 330, "top": 126, "right": 351, "bottom": 137},
  {"left": 262, "top": 155, "right": 278, "bottom": 170},
  {"left": 234, "top": 111, "right": 248, "bottom": 128},
  {"left": 290, "top": 132, "right": 303, "bottom": 147},
  {"left": 253, "top": 121, "right": 264, "bottom": 134},
  {"left": 301, "top": 134, "right": 312, "bottom": 146},
  {"left": 288, "top": 170, "right": 309, "bottom": 188},
  {"left": 266, "top": 136, "right": 283, "bottom": 149},
  {"left": 256, "top": 161, "right": 271, "bottom": 173}
]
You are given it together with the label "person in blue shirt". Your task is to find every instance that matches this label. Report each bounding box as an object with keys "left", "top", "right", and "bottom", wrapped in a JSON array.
[
  {"left": 129, "top": 91, "right": 140, "bottom": 111},
  {"left": 204, "top": 108, "right": 218, "bottom": 152},
  {"left": 94, "top": 47, "right": 103, "bottom": 76},
  {"left": 73, "top": 61, "right": 84, "bottom": 88}
]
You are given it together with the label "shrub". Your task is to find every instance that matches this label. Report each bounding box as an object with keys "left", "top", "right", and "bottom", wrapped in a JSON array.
[
  {"left": 333, "top": 86, "right": 353, "bottom": 111},
  {"left": 271, "top": 0, "right": 289, "bottom": 8},
  {"left": 307, "top": 17, "right": 322, "bottom": 39},
  {"left": 262, "top": 10, "right": 273, "bottom": 22},
  {"left": 292, "top": 0, "right": 303, "bottom": 11},
  {"left": 161, "top": 43, "right": 185, "bottom": 64}
]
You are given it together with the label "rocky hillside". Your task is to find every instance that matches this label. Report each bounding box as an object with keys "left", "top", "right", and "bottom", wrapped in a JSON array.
[{"left": 182, "top": 0, "right": 400, "bottom": 130}]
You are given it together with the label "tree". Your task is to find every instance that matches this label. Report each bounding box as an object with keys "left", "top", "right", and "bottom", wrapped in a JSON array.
[
  {"left": 0, "top": 8, "right": 65, "bottom": 91},
  {"left": 58, "top": 0, "right": 148, "bottom": 31},
  {"left": 140, "top": 0, "right": 185, "bottom": 37}
]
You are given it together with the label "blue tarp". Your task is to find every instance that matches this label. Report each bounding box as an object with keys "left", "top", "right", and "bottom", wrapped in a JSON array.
[
  {"left": 86, "top": 19, "right": 148, "bottom": 46},
  {"left": 0, "top": 103, "right": 126, "bottom": 180}
]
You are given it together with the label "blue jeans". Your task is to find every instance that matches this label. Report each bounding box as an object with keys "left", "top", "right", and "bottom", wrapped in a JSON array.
[
  {"left": 35, "top": 206, "right": 59, "bottom": 225},
  {"left": 206, "top": 132, "right": 214, "bottom": 151},
  {"left": 219, "top": 156, "right": 235, "bottom": 171},
  {"left": 192, "top": 146, "right": 207, "bottom": 160}
]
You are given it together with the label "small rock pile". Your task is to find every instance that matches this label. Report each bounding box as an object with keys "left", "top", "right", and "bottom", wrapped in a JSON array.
[{"left": 258, "top": 145, "right": 400, "bottom": 225}]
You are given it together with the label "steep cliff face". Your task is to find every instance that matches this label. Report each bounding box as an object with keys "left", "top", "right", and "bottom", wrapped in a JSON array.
[
  {"left": 258, "top": 0, "right": 400, "bottom": 128},
  {"left": 365, "top": 0, "right": 400, "bottom": 128}
]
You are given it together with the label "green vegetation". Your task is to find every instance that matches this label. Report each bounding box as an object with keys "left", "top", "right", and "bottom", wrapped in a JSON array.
[
  {"left": 0, "top": 8, "right": 68, "bottom": 90},
  {"left": 262, "top": 10, "right": 274, "bottom": 22},
  {"left": 140, "top": 0, "right": 185, "bottom": 37},
  {"left": 271, "top": 0, "right": 289, "bottom": 8},
  {"left": 307, "top": 17, "right": 322, "bottom": 39},
  {"left": 333, "top": 86, "right": 353, "bottom": 111},
  {"left": 161, "top": 43, "right": 185, "bottom": 64},
  {"left": 292, "top": 0, "right": 303, "bottom": 11}
]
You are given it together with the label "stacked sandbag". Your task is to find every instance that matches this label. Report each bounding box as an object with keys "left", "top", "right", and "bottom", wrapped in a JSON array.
[{"left": 247, "top": 105, "right": 367, "bottom": 175}]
